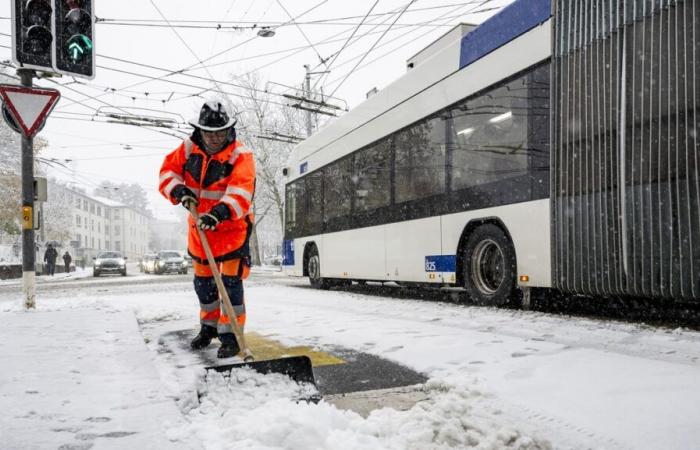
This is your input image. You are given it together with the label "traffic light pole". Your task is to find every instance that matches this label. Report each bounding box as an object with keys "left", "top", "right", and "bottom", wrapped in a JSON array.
[{"left": 19, "top": 68, "right": 35, "bottom": 309}]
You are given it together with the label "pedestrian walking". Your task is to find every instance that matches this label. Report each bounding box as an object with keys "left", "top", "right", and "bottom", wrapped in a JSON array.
[
  {"left": 158, "top": 101, "right": 256, "bottom": 358},
  {"left": 63, "top": 251, "right": 72, "bottom": 274},
  {"left": 44, "top": 244, "right": 58, "bottom": 276}
]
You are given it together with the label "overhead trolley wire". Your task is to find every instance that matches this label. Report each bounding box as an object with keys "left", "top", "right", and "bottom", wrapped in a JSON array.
[
  {"left": 311, "top": 0, "right": 380, "bottom": 92},
  {"left": 149, "top": 0, "right": 227, "bottom": 98},
  {"left": 323, "top": 0, "right": 497, "bottom": 92},
  {"left": 328, "top": 0, "right": 419, "bottom": 99},
  {"left": 56, "top": 0, "right": 330, "bottom": 111},
  {"left": 237, "top": 0, "right": 434, "bottom": 82},
  {"left": 202, "top": 6, "right": 457, "bottom": 71},
  {"left": 91, "top": 3, "right": 494, "bottom": 28},
  {"left": 275, "top": 0, "right": 329, "bottom": 67}
]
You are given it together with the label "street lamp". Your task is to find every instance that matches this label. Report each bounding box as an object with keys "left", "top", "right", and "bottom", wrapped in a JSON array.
[{"left": 257, "top": 27, "right": 275, "bottom": 38}]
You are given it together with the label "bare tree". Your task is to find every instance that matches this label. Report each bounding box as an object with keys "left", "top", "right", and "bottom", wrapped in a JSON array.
[
  {"left": 94, "top": 181, "right": 152, "bottom": 215},
  {"left": 227, "top": 73, "right": 307, "bottom": 264},
  {"left": 43, "top": 180, "right": 74, "bottom": 244}
]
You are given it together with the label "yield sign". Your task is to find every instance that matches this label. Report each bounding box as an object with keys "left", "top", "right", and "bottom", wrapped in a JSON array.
[{"left": 0, "top": 84, "right": 60, "bottom": 138}]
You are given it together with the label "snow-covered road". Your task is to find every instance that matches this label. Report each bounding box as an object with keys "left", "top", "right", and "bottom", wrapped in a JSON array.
[{"left": 1, "top": 270, "right": 699, "bottom": 449}]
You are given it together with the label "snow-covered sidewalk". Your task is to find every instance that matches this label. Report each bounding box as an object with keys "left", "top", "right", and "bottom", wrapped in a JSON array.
[{"left": 0, "top": 308, "right": 197, "bottom": 449}]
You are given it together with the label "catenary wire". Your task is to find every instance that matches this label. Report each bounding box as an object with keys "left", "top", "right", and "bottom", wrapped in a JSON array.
[
  {"left": 328, "top": 0, "right": 418, "bottom": 99},
  {"left": 311, "top": 0, "right": 380, "bottom": 92}
]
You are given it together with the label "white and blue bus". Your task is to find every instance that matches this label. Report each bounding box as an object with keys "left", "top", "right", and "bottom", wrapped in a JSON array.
[{"left": 283, "top": 0, "right": 700, "bottom": 306}]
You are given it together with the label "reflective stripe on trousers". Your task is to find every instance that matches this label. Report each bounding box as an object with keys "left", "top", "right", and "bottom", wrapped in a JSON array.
[{"left": 193, "top": 259, "right": 247, "bottom": 334}]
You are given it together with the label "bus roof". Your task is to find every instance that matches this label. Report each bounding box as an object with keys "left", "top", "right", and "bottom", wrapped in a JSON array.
[{"left": 286, "top": 0, "right": 551, "bottom": 181}]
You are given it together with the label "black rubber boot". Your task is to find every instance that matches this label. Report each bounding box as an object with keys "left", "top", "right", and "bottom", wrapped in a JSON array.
[
  {"left": 217, "top": 333, "right": 240, "bottom": 358},
  {"left": 190, "top": 325, "right": 218, "bottom": 350}
]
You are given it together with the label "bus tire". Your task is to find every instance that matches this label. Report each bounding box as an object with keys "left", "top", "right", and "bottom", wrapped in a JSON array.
[
  {"left": 462, "top": 224, "right": 517, "bottom": 307},
  {"left": 307, "top": 246, "right": 330, "bottom": 290}
]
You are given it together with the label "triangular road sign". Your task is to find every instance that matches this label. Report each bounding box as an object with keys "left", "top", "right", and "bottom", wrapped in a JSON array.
[{"left": 0, "top": 84, "right": 60, "bottom": 138}]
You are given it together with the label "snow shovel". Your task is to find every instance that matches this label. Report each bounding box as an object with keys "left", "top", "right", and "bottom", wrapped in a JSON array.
[{"left": 187, "top": 204, "right": 318, "bottom": 390}]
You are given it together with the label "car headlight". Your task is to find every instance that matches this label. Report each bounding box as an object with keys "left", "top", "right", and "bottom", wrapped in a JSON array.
[
  {"left": 119, "top": 260, "right": 126, "bottom": 266},
  {"left": 95, "top": 261, "right": 101, "bottom": 266},
  {"left": 159, "top": 261, "right": 165, "bottom": 267}
]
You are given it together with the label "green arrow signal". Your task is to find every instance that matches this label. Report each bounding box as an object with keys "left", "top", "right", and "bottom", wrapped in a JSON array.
[{"left": 65, "top": 35, "right": 93, "bottom": 63}]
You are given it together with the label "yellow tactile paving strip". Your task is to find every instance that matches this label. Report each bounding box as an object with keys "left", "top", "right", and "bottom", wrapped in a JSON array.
[{"left": 245, "top": 332, "right": 345, "bottom": 367}]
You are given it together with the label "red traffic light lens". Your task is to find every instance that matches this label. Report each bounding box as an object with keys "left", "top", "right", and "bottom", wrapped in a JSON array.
[{"left": 64, "top": 8, "right": 91, "bottom": 35}]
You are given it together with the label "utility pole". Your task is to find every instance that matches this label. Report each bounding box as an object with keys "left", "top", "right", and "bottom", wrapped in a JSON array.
[
  {"left": 303, "top": 64, "right": 313, "bottom": 138},
  {"left": 19, "top": 69, "right": 35, "bottom": 309}
]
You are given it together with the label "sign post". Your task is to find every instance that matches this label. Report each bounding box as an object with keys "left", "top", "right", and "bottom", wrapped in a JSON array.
[{"left": 0, "top": 72, "right": 60, "bottom": 309}]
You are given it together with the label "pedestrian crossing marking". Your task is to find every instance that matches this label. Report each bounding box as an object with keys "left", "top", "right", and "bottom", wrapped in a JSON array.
[{"left": 246, "top": 332, "right": 345, "bottom": 367}]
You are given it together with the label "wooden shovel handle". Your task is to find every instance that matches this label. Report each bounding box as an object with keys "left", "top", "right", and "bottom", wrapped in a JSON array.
[{"left": 188, "top": 204, "right": 253, "bottom": 361}]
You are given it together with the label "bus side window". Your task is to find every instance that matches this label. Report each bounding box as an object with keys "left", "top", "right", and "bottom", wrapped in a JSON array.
[
  {"left": 354, "top": 139, "right": 391, "bottom": 212},
  {"left": 394, "top": 116, "right": 447, "bottom": 203}
]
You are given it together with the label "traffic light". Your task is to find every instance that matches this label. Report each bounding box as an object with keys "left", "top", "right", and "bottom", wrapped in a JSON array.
[
  {"left": 11, "top": 0, "right": 54, "bottom": 72},
  {"left": 54, "top": 0, "right": 95, "bottom": 79}
]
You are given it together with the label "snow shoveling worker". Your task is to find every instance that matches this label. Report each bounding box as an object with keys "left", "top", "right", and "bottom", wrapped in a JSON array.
[{"left": 158, "top": 101, "right": 256, "bottom": 358}]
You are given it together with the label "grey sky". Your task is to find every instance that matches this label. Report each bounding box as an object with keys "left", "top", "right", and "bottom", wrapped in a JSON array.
[{"left": 0, "top": 0, "right": 510, "bottom": 220}]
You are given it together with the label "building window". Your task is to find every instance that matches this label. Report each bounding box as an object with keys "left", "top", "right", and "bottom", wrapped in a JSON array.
[
  {"left": 76, "top": 215, "right": 81, "bottom": 227},
  {"left": 90, "top": 203, "right": 95, "bottom": 214},
  {"left": 84, "top": 236, "right": 87, "bottom": 247},
  {"left": 97, "top": 206, "right": 101, "bottom": 217},
  {"left": 114, "top": 210, "right": 120, "bottom": 219},
  {"left": 105, "top": 225, "right": 109, "bottom": 234},
  {"left": 105, "top": 240, "right": 110, "bottom": 249},
  {"left": 115, "top": 241, "right": 121, "bottom": 251},
  {"left": 83, "top": 199, "right": 88, "bottom": 211},
  {"left": 98, "top": 239, "right": 101, "bottom": 249},
  {"left": 115, "top": 226, "right": 120, "bottom": 235},
  {"left": 75, "top": 197, "right": 81, "bottom": 208},
  {"left": 98, "top": 222, "right": 101, "bottom": 233}
]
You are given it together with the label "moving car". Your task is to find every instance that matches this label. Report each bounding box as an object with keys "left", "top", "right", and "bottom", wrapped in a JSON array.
[
  {"left": 93, "top": 251, "right": 127, "bottom": 277},
  {"left": 154, "top": 250, "right": 188, "bottom": 275},
  {"left": 140, "top": 253, "right": 158, "bottom": 273}
]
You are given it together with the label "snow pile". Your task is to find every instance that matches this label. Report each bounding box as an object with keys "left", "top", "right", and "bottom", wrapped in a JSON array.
[
  {"left": 136, "top": 307, "right": 186, "bottom": 324},
  {"left": 172, "top": 370, "right": 549, "bottom": 450}
]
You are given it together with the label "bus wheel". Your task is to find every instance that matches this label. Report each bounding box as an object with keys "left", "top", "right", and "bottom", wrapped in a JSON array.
[
  {"left": 307, "top": 246, "right": 330, "bottom": 290},
  {"left": 463, "top": 224, "right": 517, "bottom": 307}
]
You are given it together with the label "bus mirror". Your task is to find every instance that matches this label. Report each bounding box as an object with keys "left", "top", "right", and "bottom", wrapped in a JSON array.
[{"left": 282, "top": 168, "right": 289, "bottom": 176}]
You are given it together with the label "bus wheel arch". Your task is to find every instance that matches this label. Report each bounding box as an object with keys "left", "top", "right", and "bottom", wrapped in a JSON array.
[
  {"left": 303, "top": 242, "right": 330, "bottom": 290},
  {"left": 456, "top": 218, "right": 519, "bottom": 307},
  {"left": 302, "top": 242, "right": 317, "bottom": 277}
]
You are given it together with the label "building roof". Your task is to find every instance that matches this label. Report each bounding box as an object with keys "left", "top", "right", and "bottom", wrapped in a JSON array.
[{"left": 91, "top": 195, "right": 125, "bottom": 208}]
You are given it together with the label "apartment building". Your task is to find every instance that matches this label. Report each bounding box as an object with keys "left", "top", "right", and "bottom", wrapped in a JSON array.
[{"left": 62, "top": 187, "right": 150, "bottom": 262}]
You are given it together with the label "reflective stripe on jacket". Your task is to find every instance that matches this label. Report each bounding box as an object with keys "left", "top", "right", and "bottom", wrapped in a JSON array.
[{"left": 158, "top": 137, "right": 256, "bottom": 263}]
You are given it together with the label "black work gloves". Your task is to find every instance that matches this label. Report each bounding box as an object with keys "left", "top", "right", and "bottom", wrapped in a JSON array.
[
  {"left": 197, "top": 203, "right": 231, "bottom": 231},
  {"left": 171, "top": 185, "right": 198, "bottom": 211}
]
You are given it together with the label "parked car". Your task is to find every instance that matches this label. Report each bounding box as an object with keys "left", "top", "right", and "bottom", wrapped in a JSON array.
[
  {"left": 140, "top": 253, "right": 158, "bottom": 273},
  {"left": 93, "top": 252, "right": 127, "bottom": 277},
  {"left": 154, "top": 250, "right": 188, "bottom": 275}
]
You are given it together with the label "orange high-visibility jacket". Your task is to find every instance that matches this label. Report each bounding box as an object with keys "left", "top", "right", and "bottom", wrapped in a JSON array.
[{"left": 159, "top": 137, "right": 255, "bottom": 264}]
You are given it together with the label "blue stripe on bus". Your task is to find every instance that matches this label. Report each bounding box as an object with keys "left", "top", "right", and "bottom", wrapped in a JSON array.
[
  {"left": 300, "top": 162, "right": 308, "bottom": 174},
  {"left": 459, "top": 0, "right": 551, "bottom": 69},
  {"left": 425, "top": 255, "right": 456, "bottom": 273},
  {"left": 282, "top": 240, "right": 295, "bottom": 266}
]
